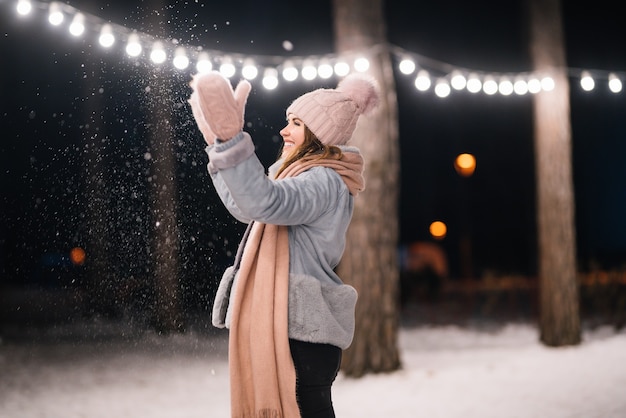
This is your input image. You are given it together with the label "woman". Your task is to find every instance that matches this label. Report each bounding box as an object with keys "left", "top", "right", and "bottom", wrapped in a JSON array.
[{"left": 188, "top": 71, "right": 379, "bottom": 418}]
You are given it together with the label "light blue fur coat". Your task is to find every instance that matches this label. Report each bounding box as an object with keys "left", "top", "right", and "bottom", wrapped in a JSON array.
[{"left": 207, "top": 132, "right": 358, "bottom": 350}]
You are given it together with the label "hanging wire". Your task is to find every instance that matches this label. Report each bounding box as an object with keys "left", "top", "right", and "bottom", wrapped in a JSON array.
[{"left": 7, "top": 0, "right": 626, "bottom": 95}]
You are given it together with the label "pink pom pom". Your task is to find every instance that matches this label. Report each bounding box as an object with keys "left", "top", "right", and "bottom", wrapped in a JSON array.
[{"left": 337, "top": 74, "right": 380, "bottom": 115}]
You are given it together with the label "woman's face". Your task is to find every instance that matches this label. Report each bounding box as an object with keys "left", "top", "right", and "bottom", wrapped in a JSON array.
[{"left": 280, "top": 114, "right": 306, "bottom": 159}]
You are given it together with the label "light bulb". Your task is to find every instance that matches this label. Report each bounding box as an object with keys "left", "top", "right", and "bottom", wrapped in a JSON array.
[
  {"left": 450, "top": 71, "right": 467, "bottom": 90},
  {"left": 126, "top": 33, "right": 142, "bottom": 57},
  {"left": 69, "top": 13, "right": 85, "bottom": 37},
  {"left": 282, "top": 62, "right": 298, "bottom": 81},
  {"left": 414, "top": 70, "right": 431, "bottom": 91},
  {"left": 399, "top": 58, "right": 416, "bottom": 75},
  {"left": 99, "top": 24, "right": 115, "bottom": 48},
  {"left": 580, "top": 71, "right": 595, "bottom": 91},
  {"left": 513, "top": 77, "right": 528, "bottom": 95},
  {"left": 48, "top": 3, "right": 64, "bottom": 26},
  {"left": 16, "top": 0, "right": 32, "bottom": 16},
  {"left": 301, "top": 61, "right": 317, "bottom": 80},
  {"left": 150, "top": 41, "right": 167, "bottom": 64},
  {"left": 498, "top": 77, "right": 514, "bottom": 96},
  {"left": 466, "top": 73, "right": 482, "bottom": 93},
  {"left": 173, "top": 47, "right": 189, "bottom": 70},
  {"left": 219, "top": 60, "right": 236, "bottom": 78},
  {"left": 196, "top": 52, "right": 212, "bottom": 73},
  {"left": 354, "top": 57, "right": 369, "bottom": 72},
  {"left": 334, "top": 61, "right": 350, "bottom": 77},
  {"left": 482, "top": 76, "right": 498, "bottom": 95},
  {"left": 262, "top": 68, "right": 279, "bottom": 90},
  {"left": 241, "top": 60, "right": 258, "bottom": 80},
  {"left": 608, "top": 73, "right": 622, "bottom": 93},
  {"left": 434, "top": 79, "right": 451, "bottom": 98}
]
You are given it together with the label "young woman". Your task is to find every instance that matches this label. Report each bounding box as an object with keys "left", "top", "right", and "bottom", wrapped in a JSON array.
[{"left": 189, "top": 71, "right": 379, "bottom": 418}]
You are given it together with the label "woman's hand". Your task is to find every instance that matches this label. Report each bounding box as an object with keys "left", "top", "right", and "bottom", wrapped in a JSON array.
[{"left": 190, "top": 71, "right": 251, "bottom": 141}]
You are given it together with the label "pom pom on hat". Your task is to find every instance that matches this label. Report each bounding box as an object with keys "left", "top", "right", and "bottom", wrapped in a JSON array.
[
  {"left": 336, "top": 74, "right": 380, "bottom": 116},
  {"left": 286, "top": 74, "right": 380, "bottom": 146}
]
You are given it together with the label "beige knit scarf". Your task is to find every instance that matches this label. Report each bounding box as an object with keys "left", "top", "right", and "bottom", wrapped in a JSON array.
[{"left": 228, "top": 151, "right": 364, "bottom": 418}]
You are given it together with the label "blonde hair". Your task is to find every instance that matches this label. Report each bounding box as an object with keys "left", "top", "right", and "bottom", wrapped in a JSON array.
[{"left": 275, "top": 126, "right": 343, "bottom": 178}]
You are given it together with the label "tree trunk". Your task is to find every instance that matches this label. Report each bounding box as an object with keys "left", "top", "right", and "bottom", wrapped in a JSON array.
[
  {"left": 80, "top": 0, "right": 116, "bottom": 316},
  {"left": 82, "top": 60, "right": 115, "bottom": 316},
  {"left": 146, "top": 1, "right": 184, "bottom": 333},
  {"left": 528, "top": 0, "right": 581, "bottom": 346},
  {"left": 332, "top": 0, "right": 401, "bottom": 376},
  {"left": 147, "top": 82, "right": 184, "bottom": 333}
]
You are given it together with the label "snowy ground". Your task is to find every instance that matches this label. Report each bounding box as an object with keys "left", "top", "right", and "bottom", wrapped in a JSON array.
[{"left": 1, "top": 318, "right": 625, "bottom": 418}]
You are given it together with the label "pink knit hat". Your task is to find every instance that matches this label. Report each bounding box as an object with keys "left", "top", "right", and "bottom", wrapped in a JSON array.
[{"left": 286, "top": 74, "right": 380, "bottom": 146}]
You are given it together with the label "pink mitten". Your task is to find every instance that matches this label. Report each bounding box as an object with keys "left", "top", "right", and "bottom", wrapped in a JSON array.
[
  {"left": 188, "top": 91, "right": 217, "bottom": 145},
  {"left": 194, "top": 71, "right": 251, "bottom": 140}
]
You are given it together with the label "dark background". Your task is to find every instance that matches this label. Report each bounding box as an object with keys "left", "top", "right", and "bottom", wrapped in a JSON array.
[{"left": 1, "top": 0, "right": 625, "bottom": 313}]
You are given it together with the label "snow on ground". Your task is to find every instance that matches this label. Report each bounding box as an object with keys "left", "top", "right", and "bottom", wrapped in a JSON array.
[{"left": 1, "top": 321, "right": 625, "bottom": 418}]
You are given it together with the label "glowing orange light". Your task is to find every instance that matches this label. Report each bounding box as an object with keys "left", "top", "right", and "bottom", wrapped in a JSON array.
[
  {"left": 429, "top": 221, "right": 447, "bottom": 240},
  {"left": 70, "top": 247, "right": 86, "bottom": 265},
  {"left": 454, "top": 153, "right": 476, "bottom": 177}
]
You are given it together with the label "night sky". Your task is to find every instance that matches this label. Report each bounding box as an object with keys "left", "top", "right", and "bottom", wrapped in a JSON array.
[{"left": 1, "top": 0, "right": 625, "bottom": 290}]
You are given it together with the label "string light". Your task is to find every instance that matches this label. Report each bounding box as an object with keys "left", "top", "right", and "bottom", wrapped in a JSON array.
[
  {"left": 353, "top": 57, "right": 370, "bottom": 72},
  {"left": 541, "top": 76, "right": 555, "bottom": 91},
  {"left": 498, "top": 77, "right": 513, "bottom": 96},
  {"left": 262, "top": 68, "right": 279, "bottom": 90},
  {"left": 150, "top": 41, "right": 167, "bottom": 64},
  {"left": 483, "top": 76, "right": 498, "bottom": 95},
  {"left": 241, "top": 59, "right": 258, "bottom": 80},
  {"left": 125, "top": 33, "right": 142, "bottom": 57},
  {"left": 47, "top": 2, "right": 63, "bottom": 26},
  {"left": 608, "top": 73, "right": 623, "bottom": 93},
  {"left": 434, "top": 79, "right": 451, "bottom": 98},
  {"left": 301, "top": 60, "right": 317, "bottom": 81},
  {"left": 282, "top": 61, "right": 298, "bottom": 81},
  {"left": 196, "top": 52, "right": 212, "bottom": 73},
  {"left": 318, "top": 60, "right": 334, "bottom": 79},
  {"left": 399, "top": 57, "right": 416, "bottom": 75},
  {"left": 219, "top": 59, "right": 236, "bottom": 78},
  {"left": 580, "top": 71, "right": 595, "bottom": 91},
  {"left": 466, "top": 73, "right": 482, "bottom": 93},
  {"left": 450, "top": 70, "right": 467, "bottom": 90},
  {"left": 527, "top": 78, "right": 542, "bottom": 94},
  {"left": 513, "top": 77, "right": 529, "bottom": 95},
  {"left": 173, "top": 47, "right": 189, "bottom": 70},
  {"left": 99, "top": 24, "right": 115, "bottom": 48},
  {"left": 6, "top": 0, "right": 626, "bottom": 98},
  {"left": 16, "top": 0, "right": 32, "bottom": 16},
  {"left": 415, "top": 70, "right": 431, "bottom": 91},
  {"left": 333, "top": 61, "right": 350, "bottom": 77},
  {"left": 68, "top": 13, "right": 85, "bottom": 37}
]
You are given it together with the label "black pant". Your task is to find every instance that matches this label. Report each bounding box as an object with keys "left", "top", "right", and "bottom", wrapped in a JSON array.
[{"left": 289, "top": 339, "right": 342, "bottom": 418}]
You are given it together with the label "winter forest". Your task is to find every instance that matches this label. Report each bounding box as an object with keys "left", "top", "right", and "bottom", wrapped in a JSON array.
[{"left": 1, "top": 0, "right": 625, "bottom": 416}]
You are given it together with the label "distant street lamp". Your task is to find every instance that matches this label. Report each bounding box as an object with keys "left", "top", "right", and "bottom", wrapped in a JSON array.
[
  {"left": 454, "top": 153, "right": 476, "bottom": 278},
  {"left": 70, "top": 247, "right": 86, "bottom": 266},
  {"left": 429, "top": 220, "right": 447, "bottom": 240},
  {"left": 454, "top": 153, "right": 476, "bottom": 177}
]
